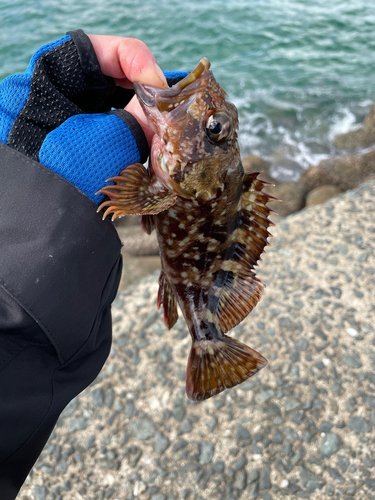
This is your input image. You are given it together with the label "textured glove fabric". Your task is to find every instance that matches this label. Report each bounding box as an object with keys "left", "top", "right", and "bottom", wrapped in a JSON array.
[{"left": 0, "top": 29, "right": 188, "bottom": 204}]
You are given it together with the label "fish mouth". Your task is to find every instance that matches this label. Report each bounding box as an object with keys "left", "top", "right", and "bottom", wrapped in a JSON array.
[{"left": 134, "top": 57, "right": 211, "bottom": 112}]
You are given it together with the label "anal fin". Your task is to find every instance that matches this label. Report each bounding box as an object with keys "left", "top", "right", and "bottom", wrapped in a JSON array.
[
  {"left": 157, "top": 271, "right": 178, "bottom": 329},
  {"left": 97, "top": 163, "right": 177, "bottom": 221},
  {"left": 140, "top": 214, "right": 155, "bottom": 235},
  {"left": 186, "top": 335, "right": 267, "bottom": 401}
]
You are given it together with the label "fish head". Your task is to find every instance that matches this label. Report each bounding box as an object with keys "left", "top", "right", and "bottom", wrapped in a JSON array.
[{"left": 134, "top": 58, "right": 241, "bottom": 201}]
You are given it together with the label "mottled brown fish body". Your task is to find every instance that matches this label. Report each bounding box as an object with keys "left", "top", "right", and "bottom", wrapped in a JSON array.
[{"left": 98, "top": 59, "right": 276, "bottom": 400}]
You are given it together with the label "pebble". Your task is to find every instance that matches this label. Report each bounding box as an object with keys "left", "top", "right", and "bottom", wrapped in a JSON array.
[
  {"left": 320, "top": 433, "right": 340, "bottom": 457},
  {"left": 348, "top": 417, "right": 372, "bottom": 433},
  {"left": 32, "top": 485, "right": 47, "bottom": 500},
  {"left": 259, "top": 465, "right": 271, "bottom": 490},
  {"left": 153, "top": 432, "right": 170, "bottom": 455},
  {"left": 300, "top": 466, "right": 326, "bottom": 493},
  {"left": 236, "top": 427, "right": 251, "bottom": 441},
  {"left": 342, "top": 355, "right": 363, "bottom": 369},
  {"left": 199, "top": 441, "right": 214, "bottom": 465},
  {"left": 129, "top": 418, "right": 155, "bottom": 440}
]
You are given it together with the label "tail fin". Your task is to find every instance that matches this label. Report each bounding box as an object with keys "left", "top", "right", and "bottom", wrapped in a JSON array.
[{"left": 186, "top": 336, "right": 267, "bottom": 401}]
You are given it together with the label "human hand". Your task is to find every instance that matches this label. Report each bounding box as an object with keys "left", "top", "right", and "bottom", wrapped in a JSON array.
[
  {"left": 0, "top": 30, "right": 187, "bottom": 204},
  {"left": 88, "top": 34, "right": 168, "bottom": 148}
]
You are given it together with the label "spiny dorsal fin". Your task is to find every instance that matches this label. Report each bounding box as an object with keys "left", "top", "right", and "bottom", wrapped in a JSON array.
[
  {"left": 186, "top": 336, "right": 267, "bottom": 401},
  {"left": 97, "top": 163, "right": 177, "bottom": 221},
  {"left": 210, "top": 172, "right": 276, "bottom": 333},
  {"left": 157, "top": 271, "right": 178, "bottom": 329}
]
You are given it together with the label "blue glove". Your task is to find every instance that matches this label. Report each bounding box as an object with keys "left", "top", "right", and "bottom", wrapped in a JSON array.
[{"left": 0, "top": 29, "right": 188, "bottom": 204}]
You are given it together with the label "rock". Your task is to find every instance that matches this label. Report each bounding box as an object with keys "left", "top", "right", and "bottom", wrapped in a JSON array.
[
  {"left": 320, "top": 433, "right": 340, "bottom": 457},
  {"left": 116, "top": 225, "right": 159, "bottom": 256},
  {"left": 236, "top": 427, "right": 251, "bottom": 441},
  {"left": 199, "top": 441, "right": 215, "bottom": 465},
  {"left": 233, "top": 469, "right": 247, "bottom": 490},
  {"left": 333, "top": 104, "right": 375, "bottom": 149},
  {"left": 301, "top": 148, "right": 375, "bottom": 192},
  {"left": 67, "top": 417, "right": 87, "bottom": 433},
  {"left": 268, "top": 181, "right": 308, "bottom": 216},
  {"left": 259, "top": 465, "right": 271, "bottom": 490},
  {"left": 32, "top": 485, "right": 47, "bottom": 500},
  {"left": 305, "top": 185, "right": 341, "bottom": 206},
  {"left": 300, "top": 466, "right": 326, "bottom": 492},
  {"left": 242, "top": 154, "right": 272, "bottom": 176},
  {"left": 348, "top": 417, "right": 372, "bottom": 433},
  {"left": 153, "top": 432, "right": 170, "bottom": 455},
  {"left": 91, "top": 388, "right": 105, "bottom": 407},
  {"left": 342, "top": 355, "right": 362, "bottom": 369},
  {"left": 129, "top": 418, "right": 156, "bottom": 440}
]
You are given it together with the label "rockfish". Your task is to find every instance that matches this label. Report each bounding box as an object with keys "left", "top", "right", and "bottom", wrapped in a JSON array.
[{"left": 98, "top": 58, "right": 276, "bottom": 401}]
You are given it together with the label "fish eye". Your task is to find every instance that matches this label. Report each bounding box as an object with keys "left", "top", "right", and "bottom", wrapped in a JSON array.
[{"left": 206, "top": 113, "right": 231, "bottom": 142}]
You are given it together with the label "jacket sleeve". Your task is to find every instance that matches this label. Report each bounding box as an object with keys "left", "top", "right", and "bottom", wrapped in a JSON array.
[{"left": 0, "top": 142, "right": 122, "bottom": 499}]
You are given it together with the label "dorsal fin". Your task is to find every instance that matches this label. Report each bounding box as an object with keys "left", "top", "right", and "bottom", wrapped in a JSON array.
[
  {"left": 97, "top": 163, "right": 177, "bottom": 221},
  {"left": 157, "top": 271, "right": 178, "bottom": 329},
  {"left": 209, "top": 172, "right": 277, "bottom": 333}
]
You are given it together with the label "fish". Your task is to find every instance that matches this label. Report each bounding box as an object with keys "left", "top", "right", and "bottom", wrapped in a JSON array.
[{"left": 97, "top": 58, "right": 276, "bottom": 401}]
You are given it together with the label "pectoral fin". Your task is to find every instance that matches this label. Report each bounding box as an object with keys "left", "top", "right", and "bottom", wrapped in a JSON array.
[
  {"left": 157, "top": 271, "right": 178, "bottom": 329},
  {"left": 97, "top": 163, "right": 177, "bottom": 221}
]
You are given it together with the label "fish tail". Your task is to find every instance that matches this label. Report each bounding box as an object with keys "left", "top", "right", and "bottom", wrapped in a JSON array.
[{"left": 186, "top": 336, "right": 267, "bottom": 401}]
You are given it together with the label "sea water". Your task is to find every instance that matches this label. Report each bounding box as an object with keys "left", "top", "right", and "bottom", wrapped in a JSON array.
[{"left": 1, "top": 0, "right": 375, "bottom": 179}]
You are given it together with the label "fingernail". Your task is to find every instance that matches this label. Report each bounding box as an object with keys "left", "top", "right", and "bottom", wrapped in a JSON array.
[{"left": 153, "top": 62, "right": 168, "bottom": 89}]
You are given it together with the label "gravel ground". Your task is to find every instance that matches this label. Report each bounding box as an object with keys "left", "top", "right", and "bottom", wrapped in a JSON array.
[{"left": 19, "top": 180, "right": 375, "bottom": 500}]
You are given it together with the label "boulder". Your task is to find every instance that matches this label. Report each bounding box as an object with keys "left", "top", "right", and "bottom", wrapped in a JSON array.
[
  {"left": 305, "top": 185, "right": 341, "bottom": 207},
  {"left": 301, "top": 148, "right": 375, "bottom": 192},
  {"left": 334, "top": 104, "right": 375, "bottom": 149},
  {"left": 242, "top": 154, "right": 272, "bottom": 178},
  {"left": 268, "top": 181, "right": 308, "bottom": 217},
  {"left": 115, "top": 225, "right": 159, "bottom": 257}
]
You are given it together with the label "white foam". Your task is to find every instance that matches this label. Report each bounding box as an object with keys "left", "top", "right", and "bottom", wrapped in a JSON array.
[{"left": 328, "top": 107, "right": 361, "bottom": 142}]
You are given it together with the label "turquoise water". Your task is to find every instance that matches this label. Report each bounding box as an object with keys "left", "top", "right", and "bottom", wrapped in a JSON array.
[{"left": 2, "top": 0, "right": 375, "bottom": 179}]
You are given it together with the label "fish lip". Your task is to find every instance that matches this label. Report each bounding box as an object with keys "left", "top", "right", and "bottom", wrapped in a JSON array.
[{"left": 134, "top": 58, "right": 211, "bottom": 110}]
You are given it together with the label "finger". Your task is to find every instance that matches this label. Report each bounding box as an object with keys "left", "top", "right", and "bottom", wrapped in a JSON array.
[
  {"left": 125, "top": 95, "right": 155, "bottom": 148},
  {"left": 88, "top": 34, "right": 168, "bottom": 89}
]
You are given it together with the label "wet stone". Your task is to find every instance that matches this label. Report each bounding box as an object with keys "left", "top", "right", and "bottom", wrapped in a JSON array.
[
  {"left": 199, "top": 441, "right": 215, "bottom": 465},
  {"left": 348, "top": 416, "right": 372, "bottom": 433},
  {"left": 320, "top": 433, "right": 340, "bottom": 457}
]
